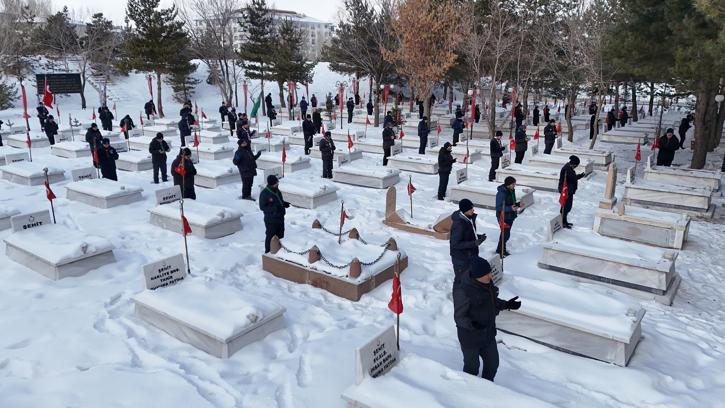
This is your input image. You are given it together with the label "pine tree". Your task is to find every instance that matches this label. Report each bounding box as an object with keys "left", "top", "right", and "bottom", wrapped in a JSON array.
[
  {"left": 270, "top": 19, "right": 315, "bottom": 118},
  {"left": 238, "top": 0, "right": 274, "bottom": 116},
  {"left": 165, "top": 49, "right": 201, "bottom": 103},
  {"left": 124, "top": 0, "right": 188, "bottom": 118},
  {"left": 0, "top": 81, "right": 18, "bottom": 110}
]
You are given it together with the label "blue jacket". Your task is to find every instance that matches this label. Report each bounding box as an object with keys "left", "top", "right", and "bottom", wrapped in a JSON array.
[
  {"left": 259, "top": 186, "right": 288, "bottom": 223},
  {"left": 495, "top": 184, "right": 517, "bottom": 225}
]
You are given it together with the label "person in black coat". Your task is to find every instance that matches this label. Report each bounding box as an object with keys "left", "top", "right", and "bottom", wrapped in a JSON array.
[
  {"left": 532, "top": 105, "right": 540, "bottom": 126},
  {"left": 474, "top": 104, "right": 481, "bottom": 124},
  {"left": 657, "top": 128, "right": 680, "bottom": 167},
  {"left": 489, "top": 131, "right": 506, "bottom": 181},
  {"left": 144, "top": 99, "right": 156, "bottom": 119},
  {"left": 310, "top": 94, "right": 318, "bottom": 108},
  {"left": 455, "top": 105, "right": 464, "bottom": 119},
  {"left": 437, "top": 142, "right": 456, "bottom": 200},
  {"left": 44, "top": 115, "right": 58, "bottom": 145},
  {"left": 514, "top": 103, "right": 524, "bottom": 128},
  {"left": 149, "top": 132, "right": 170, "bottom": 183},
  {"left": 99, "top": 105, "right": 114, "bottom": 131},
  {"left": 227, "top": 108, "right": 237, "bottom": 137},
  {"left": 219, "top": 102, "right": 229, "bottom": 126},
  {"left": 96, "top": 138, "right": 119, "bottom": 181},
  {"left": 588, "top": 101, "right": 598, "bottom": 115},
  {"left": 320, "top": 131, "right": 336, "bottom": 178},
  {"left": 543, "top": 119, "right": 557, "bottom": 154},
  {"left": 383, "top": 111, "right": 395, "bottom": 128},
  {"left": 417, "top": 99, "right": 425, "bottom": 119},
  {"left": 119, "top": 115, "right": 135, "bottom": 139},
  {"left": 299, "top": 97, "right": 309, "bottom": 118},
  {"left": 514, "top": 124, "right": 528, "bottom": 163},
  {"left": 678, "top": 115, "right": 692, "bottom": 149},
  {"left": 178, "top": 115, "right": 192, "bottom": 147},
  {"left": 543, "top": 105, "right": 550, "bottom": 123},
  {"left": 85, "top": 123, "right": 103, "bottom": 154},
  {"left": 346, "top": 97, "right": 355, "bottom": 123},
  {"left": 259, "top": 175, "right": 290, "bottom": 253},
  {"left": 334, "top": 93, "right": 340, "bottom": 108},
  {"left": 355, "top": 92, "right": 360, "bottom": 106},
  {"left": 171, "top": 148, "right": 197, "bottom": 200},
  {"left": 453, "top": 256, "right": 520, "bottom": 381},
  {"left": 302, "top": 114, "right": 315, "bottom": 155},
  {"left": 449, "top": 199, "right": 486, "bottom": 286},
  {"left": 558, "top": 155, "right": 586, "bottom": 228},
  {"left": 237, "top": 121, "right": 253, "bottom": 142},
  {"left": 37, "top": 102, "right": 49, "bottom": 131},
  {"left": 179, "top": 102, "right": 192, "bottom": 119},
  {"left": 382, "top": 121, "right": 395, "bottom": 166},
  {"left": 366, "top": 99, "right": 374, "bottom": 116},
  {"left": 619, "top": 106, "right": 629, "bottom": 127},
  {"left": 495, "top": 176, "right": 522, "bottom": 256},
  {"left": 452, "top": 116, "right": 464, "bottom": 146},
  {"left": 312, "top": 109, "right": 323, "bottom": 134},
  {"left": 417, "top": 116, "right": 430, "bottom": 154},
  {"left": 265, "top": 93, "right": 273, "bottom": 113},
  {"left": 233, "top": 139, "right": 262, "bottom": 200},
  {"left": 607, "top": 109, "right": 616, "bottom": 131}
]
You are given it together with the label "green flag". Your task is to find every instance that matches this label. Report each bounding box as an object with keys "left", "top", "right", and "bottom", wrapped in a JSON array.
[{"left": 250, "top": 90, "right": 263, "bottom": 118}]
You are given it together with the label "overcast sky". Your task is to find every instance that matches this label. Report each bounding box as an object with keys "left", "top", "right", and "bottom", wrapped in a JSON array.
[{"left": 54, "top": 0, "right": 343, "bottom": 24}]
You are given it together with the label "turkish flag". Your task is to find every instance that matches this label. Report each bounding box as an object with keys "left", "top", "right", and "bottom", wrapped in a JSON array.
[
  {"left": 347, "top": 131, "right": 353, "bottom": 150},
  {"left": 92, "top": 109, "right": 96, "bottom": 120},
  {"left": 139, "top": 114, "right": 144, "bottom": 126},
  {"left": 42, "top": 78, "right": 53, "bottom": 108},
  {"left": 181, "top": 215, "right": 192, "bottom": 235},
  {"left": 25, "top": 131, "right": 32, "bottom": 148},
  {"left": 175, "top": 160, "right": 186, "bottom": 177},
  {"left": 365, "top": 116, "right": 371, "bottom": 126},
  {"left": 201, "top": 110, "right": 207, "bottom": 120},
  {"left": 387, "top": 274, "right": 403, "bottom": 314},
  {"left": 651, "top": 135, "right": 659, "bottom": 150},
  {"left": 559, "top": 183, "right": 569, "bottom": 207},
  {"left": 463, "top": 148, "right": 470, "bottom": 164},
  {"left": 399, "top": 128, "right": 404, "bottom": 139},
  {"left": 265, "top": 128, "right": 271, "bottom": 139},
  {"left": 282, "top": 144, "right": 287, "bottom": 163},
  {"left": 509, "top": 137, "right": 516, "bottom": 150},
  {"left": 340, "top": 208, "right": 348, "bottom": 227},
  {"left": 534, "top": 127, "right": 540, "bottom": 140},
  {"left": 556, "top": 121, "right": 562, "bottom": 133},
  {"left": 635, "top": 142, "right": 641, "bottom": 161},
  {"left": 192, "top": 131, "right": 199, "bottom": 147},
  {"left": 21, "top": 83, "right": 30, "bottom": 119},
  {"left": 44, "top": 179, "right": 56, "bottom": 201},
  {"left": 498, "top": 209, "right": 510, "bottom": 230},
  {"left": 407, "top": 179, "right": 416, "bottom": 195},
  {"left": 437, "top": 124, "right": 442, "bottom": 135},
  {"left": 92, "top": 146, "right": 100, "bottom": 167}
]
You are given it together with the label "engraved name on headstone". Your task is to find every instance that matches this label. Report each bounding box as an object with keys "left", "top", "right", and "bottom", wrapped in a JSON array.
[
  {"left": 354, "top": 325, "right": 399, "bottom": 385},
  {"left": 5, "top": 152, "right": 29, "bottom": 164},
  {"left": 455, "top": 167, "right": 468, "bottom": 184},
  {"left": 155, "top": 185, "right": 182, "bottom": 205},
  {"left": 547, "top": 214, "right": 563, "bottom": 241},
  {"left": 71, "top": 167, "right": 98, "bottom": 182},
  {"left": 10, "top": 210, "right": 52, "bottom": 232},
  {"left": 143, "top": 253, "right": 187, "bottom": 290}
]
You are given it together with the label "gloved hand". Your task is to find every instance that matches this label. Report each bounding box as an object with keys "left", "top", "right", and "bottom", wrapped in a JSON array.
[
  {"left": 506, "top": 296, "right": 521, "bottom": 310},
  {"left": 476, "top": 234, "right": 487, "bottom": 246},
  {"left": 452, "top": 158, "right": 457, "bottom": 162},
  {"left": 284, "top": 202, "right": 290, "bottom": 208}
]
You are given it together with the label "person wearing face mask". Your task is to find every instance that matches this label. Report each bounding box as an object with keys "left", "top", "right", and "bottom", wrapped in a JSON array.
[
  {"left": 489, "top": 131, "right": 506, "bottom": 182},
  {"left": 437, "top": 142, "right": 457, "bottom": 200},
  {"left": 450, "top": 199, "right": 486, "bottom": 287},
  {"left": 558, "top": 155, "right": 586, "bottom": 228}
]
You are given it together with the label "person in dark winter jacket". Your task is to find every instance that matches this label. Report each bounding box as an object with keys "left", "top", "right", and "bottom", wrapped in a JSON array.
[
  {"left": 417, "top": 116, "right": 430, "bottom": 154},
  {"left": 85, "top": 123, "right": 103, "bottom": 154},
  {"left": 489, "top": 131, "right": 506, "bottom": 181},
  {"left": 514, "top": 103, "right": 524, "bottom": 128},
  {"left": 495, "top": 176, "right": 522, "bottom": 256},
  {"left": 178, "top": 115, "right": 192, "bottom": 147},
  {"left": 149, "top": 132, "right": 170, "bottom": 183},
  {"left": 302, "top": 114, "right": 315, "bottom": 155},
  {"left": 233, "top": 139, "right": 262, "bottom": 200},
  {"left": 453, "top": 256, "right": 520, "bottom": 381},
  {"left": 44, "top": 115, "right": 58, "bottom": 145},
  {"left": 99, "top": 105, "right": 114, "bottom": 131},
  {"left": 543, "top": 105, "right": 550, "bottom": 123},
  {"left": 657, "top": 128, "right": 680, "bottom": 167},
  {"left": 346, "top": 97, "right": 355, "bottom": 123},
  {"left": 543, "top": 119, "right": 557, "bottom": 154},
  {"left": 437, "top": 142, "right": 456, "bottom": 200},
  {"left": 312, "top": 109, "right": 323, "bottom": 134},
  {"left": 237, "top": 121, "right": 253, "bottom": 142},
  {"left": 678, "top": 115, "right": 692, "bottom": 149},
  {"left": 452, "top": 116, "right": 464, "bottom": 146},
  {"left": 119, "top": 115, "right": 135, "bottom": 139},
  {"left": 171, "top": 148, "right": 197, "bottom": 200},
  {"left": 619, "top": 106, "right": 629, "bottom": 127},
  {"left": 455, "top": 105, "right": 464, "bottom": 119},
  {"left": 144, "top": 99, "right": 157, "bottom": 119},
  {"left": 320, "top": 131, "right": 336, "bottom": 178},
  {"left": 383, "top": 111, "right": 395, "bottom": 128},
  {"left": 265, "top": 93, "right": 274, "bottom": 114},
  {"left": 532, "top": 105, "right": 540, "bottom": 126},
  {"left": 310, "top": 94, "right": 318, "bottom": 108},
  {"left": 96, "top": 138, "right": 119, "bottom": 181},
  {"left": 449, "top": 199, "right": 486, "bottom": 285},
  {"left": 259, "top": 175, "right": 290, "bottom": 253},
  {"left": 588, "top": 101, "right": 598, "bottom": 115},
  {"left": 179, "top": 102, "right": 192, "bottom": 119},
  {"left": 589, "top": 113, "right": 597, "bottom": 140},
  {"left": 474, "top": 104, "right": 481, "bottom": 124},
  {"left": 227, "top": 108, "right": 237, "bottom": 137},
  {"left": 268, "top": 106, "right": 277, "bottom": 126},
  {"left": 558, "top": 155, "right": 586, "bottom": 228},
  {"left": 219, "top": 102, "right": 229, "bottom": 126},
  {"left": 382, "top": 121, "right": 396, "bottom": 166},
  {"left": 607, "top": 109, "right": 616, "bottom": 131},
  {"left": 334, "top": 93, "right": 340, "bottom": 107},
  {"left": 37, "top": 102, "right": 49, "bottom": 131},
  {"left": 417, "top": 99, "right": 425, "bottom": 119},
  {"left": 514, "top": 124, "right": 528, "bottom": 163},
  {"left": 299, "top": 97, "right": 309, "bottom": 118},
  {"left": 355, "top": 92, "right": 360, "bottom": 107},
  {"left": 366, "top": 99, "right": 374, "bottom": 116}
]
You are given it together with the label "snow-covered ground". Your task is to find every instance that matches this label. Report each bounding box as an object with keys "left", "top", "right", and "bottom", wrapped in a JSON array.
[{"left": 1, "top": 64, "right": 725, "bottom": 407}]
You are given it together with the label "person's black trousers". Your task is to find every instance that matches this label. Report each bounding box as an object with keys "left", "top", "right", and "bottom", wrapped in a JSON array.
[
  {"left": 419, "top": 136, "right": 427, "bottom": 154},
  {"left": 438, "top": 172, "right": 449, "bottom": 199},
  {"left": 322, "top": 158, "right": 333, "bottom": 178},
  {"left": 561, "top": 194, "right": 574, "bottom": 224},
  {"left": 153, "top": 159, "right": 167, "bottom": 183},
  {"left": 241, "top": 175, "right": 253, "bottom": 198},
  {"left": 383, "top": 146, "right": 391, "bottom": 166},
  {"left": 458, "top": 329, "right": 499, "bottom": 381},
  {"left": 514, "top": 150, "right": 525, "bottom": 163},
  {"left": 489, "top": 157, "right": 500, "bottom": 181},
  {"left": 544, "top": 142, "right": 554, "bottom": 154},
  {"left": 265, "top": 221, "right": 285, "bottom": 253}
]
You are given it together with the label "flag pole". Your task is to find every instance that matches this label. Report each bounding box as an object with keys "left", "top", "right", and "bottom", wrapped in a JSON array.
[
  {"left": 180, "top": 166, "right": 191, "bottom": 275},
  {"left": 44, "top": 168, "right": 56, "bottom": 224},
  {"left": 408, "top": 175, "right": 413, "bottom": 219},
  {"left": 338, "top": 200, "right": 344, "bottom": 244},
  {"left": 26, "top": 130, "right": 32, "bottom": 162},
  {"left": 395, "top": 254, "right": 401, "bottom": 351}
]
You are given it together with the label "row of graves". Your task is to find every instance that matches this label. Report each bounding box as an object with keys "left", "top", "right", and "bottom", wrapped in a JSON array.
[
  {"left": 0, "top": 111, "right": 721, "bottom": 405},
  {"left": 599, "top": 114, "right": 684, "bottom": 144}
]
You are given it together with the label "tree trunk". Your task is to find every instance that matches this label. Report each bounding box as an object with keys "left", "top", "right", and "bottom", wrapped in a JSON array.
[
  {"left": 706, "top": 97, "right": 718, "bottom": 151},
  {"left": 277, "top": 81, "right": 286, "bottom": 110},
  {"left": 423, "top": 90, "right": 431, "bottom": 120},
  {"left": 156, "top": 72, "right": 164, "bottom": 118},
  {"left": 261, "top": 79, "right": 266, "bottom": 117},
  {"left": 79, "top": 78, "right": 87, "bottom": 109},
  {"left": 448, "top": 85, "right": 453, "bottom": 114},
  {"left": 566, "top": 88, "right": 576, "bottom": 142},
  {"left": 691, "top": 81, "right": 713, "bottom": 169},
  {"left": 588, "top": 94, "right": 605, "bottom": 149},
  {"left": 631, "top": 81, "right": 638, "bottom": 122},
  {"left": 613, "top": 83, "right": 620, "bottom": 116},
  {"left": 487, "top": 82, "right": 497, "bottom": 136},
  {"left": 713, "top": 98, "right": 725, "bottom": 150},
  {"left": 648, "top": 82, "right": 655, "bottom": 116},
  {"left": 373, "top": 76, "right": 380, "bottom": 128}
]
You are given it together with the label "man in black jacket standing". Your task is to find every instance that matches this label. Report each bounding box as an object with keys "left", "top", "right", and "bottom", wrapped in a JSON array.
[
  {"left": 233, "top": 139, "right": 261, "bottom": 200},
  {"left": 453, "top": 256, "right": 520, "bottom": 381},
  {"left": 488, "top": 131, "right": 505, "bottom": 182},
  {"left": 678, "top": 115, "right": 692, "bottom": 149},
  {"left": 417, "top": 116, "right": 430, "bottom": 154},
  {"left": 85, "top": 123, "right": 103, "bottom": 155},
  {"left": 99, "top": 105, "right": 114, "bottom": 131},
  {"left": 259, "top": 175, "right": 290, "bottom": 253},
  {"left": 382, "top": 121, "right": 395, "bottom": 166},
  {"left": 219, "top": 102, "right": 228, "bottom": 127},
  {"left": 543, "top": 119, "right": 557, "bottom": 154},
  {"left": 451, "top": 116, "right": 464, "bottom": 146},
  {"left": 656, "top": 128, "right": 680, "bottom": 166},
  {"left": 144, "top": 99, "right": 156, "bottom": 120},
  {"left": 514, "top": 124, "right": 528, "bottom": 163},
  {"left": 558, "top": 155, "right": 586, "bottom": 228},
  {"left": 97, "top": 138, "right": 119, "bottom": 181},
  {"left": 302, "top": 114, "right": 315, "bottom": 155},
  {"left": 37, "top": 102, "right": 49, "bottom": 131},
  {"left": 320, "top": 131, "right": 335, "bottom": 178},
  {"left": 178, "top": 115, "right": 192, "bottom": 147},
  {"left": 346, "top": 97, "right": 355, "bottom": 123},
  {"left": 532, "top": 105, "right": 540, "bottom": 126},
  {"left": 449, "top": 199, "right": 486, "bottom": 286},
  {"left": 437, "top": 142, "right": 456, "bottom": 200},
  {"left": 312, "top": 109, "right": 323, "bottom": 134},
  {"left": 367, "top": 98, "right": 374, "bottom": 116},
  {"left": 299, "top": 96, "right": 309, "bottom": 118},
  {"left": 171, "top": 148, "right": 197, "bottom": 199},
  {"left": 310, "top": 94, "right": 318, "bottom": 108},
  {"left": 44, "top": 115, "right": 58, "bottom": 145},
  {"left": 149, "top": 132, "right": 170, "bottom": 184}
]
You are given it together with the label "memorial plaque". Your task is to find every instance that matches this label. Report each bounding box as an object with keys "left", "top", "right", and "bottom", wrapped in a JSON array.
[
  {"left": 5, "top": 152, "right": 29, "bottom": 164},
  {"left": 428, "top": 137, "right": 438, "bottom": 148},
  {"left": 71, "top": 167, "right": 98, "bottom": 182},
  {"left": 10, "top": 210, "right": 52, "bottom": 232},
  {"left": 488, "top": 254, "right": 504, "bottom": 285},
  {"left": 354, "top": 325, "right": 399, "bottom": 385},
  {"left": 143, "top": 253, "right": 187, "bottom": 290},
  {"left": 547, "top": 214, "right": 563, "bottom": 241},
  {"left": 35, "top": 73, "right": 83, "bottom": 94},
  {"left": 391, "top": 144, "right": 403, "bottom": 156},
  {"left": 155, "top": 185, "right": 182, "bottom": 205},
  {"left": 455, "top": 167, "right": 468, "bottom": 184},
  {"left": 501, "top": 154, "right": 511, "bottom": 169}
]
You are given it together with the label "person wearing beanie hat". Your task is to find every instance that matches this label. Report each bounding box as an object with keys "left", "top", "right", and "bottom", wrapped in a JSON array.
[
  {"left": 417, "top": 116, "right": 430, "bottom": 155},
  {"left": 449, "top": 198, "right": 486, "bottom": 286},
  {"left": 259, "top": 174, "right": 290, "bottom": 253},
  {"left": 85, "top": 123, "right": 103, "bottom": 155},
  {"left": 489, "top": 130, "right": 506, "bottom": 182},
  {"left": 97, "top": 137, "right": 119, "bottom": 181},
  {"left": 495, "top": 176, "right": 523, "bottom": 257},
  {"left": 233, "top": 138, "right": 262, "bottom": 200},
  {"left": 437, "top": 142, "right": 457, "bottom": 200},
  {"left": 44, "top": 114, "right": 58, "bottom": 145},
  {"left": 36, "top": 100, "right": 49, "bottom": 131},
  {"left": 320, "top": 131, "right": 336, "bottom": 179},
  {"left": 558, "top": 155, "right": 586, "bottom": 228},
  {"left": 543, "top": 119, "right": 558, "bottom": 154},
  {"left": 453, "top": 255, "right": 521, "bottom": 381},
  {"left": 656, "top": 127, "right": 680, "bottom": 167},
  {"left": 171, "top": 148, "right": 197, "bottom": 199},
  {"left": 149, "top": 132, "right": 171, "bottom": 184}
]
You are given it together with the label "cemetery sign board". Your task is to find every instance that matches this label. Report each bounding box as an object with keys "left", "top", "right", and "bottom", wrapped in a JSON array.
[
  {"left": 10, "top": 210, "right": 52, "bottom": 232},
  {"left": 354, "top": 325, "right": 399, "bottom": 385},
  {"left": 143, "top": 253, "right": 187, "bottom": 290}
]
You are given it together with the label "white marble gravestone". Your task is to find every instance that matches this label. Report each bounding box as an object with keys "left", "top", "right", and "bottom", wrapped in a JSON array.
[
  {"left": 65, "top": 178, "right": 144, "bottom": 209},
  {"left": 333, "top": 166, "right": 400, "bottom": 189},
  {"left": 51, "top": 141, "right": 93, "bottom": 158}
]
